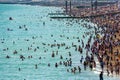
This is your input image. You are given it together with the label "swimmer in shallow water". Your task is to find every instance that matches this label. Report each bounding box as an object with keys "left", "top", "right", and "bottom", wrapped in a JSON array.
[
  {"left": 48, "top": 63, "right": 50, "bottom": 67},
  {"left": 55, "top": 63, "right": 58, "bottom": 68},
  {"left": 35, "top": 64, "right": 38, "bottom": 69},
  {"left": 6, "top": 55, "right": 10, "bottom": 58},
  {"left": 18, "top": 68, "right": 21, "bottom": 71},
  {"left": 51, "top": 51, "right": 55, "bottom": 57}
]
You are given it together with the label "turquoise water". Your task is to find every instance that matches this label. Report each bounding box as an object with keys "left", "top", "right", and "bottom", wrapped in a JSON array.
[{"left": 0, "top": 4, "right": 119, "bottom": 80}]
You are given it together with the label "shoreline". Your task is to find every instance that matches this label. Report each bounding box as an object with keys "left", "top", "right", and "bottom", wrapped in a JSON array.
[
  {"left": 49, "top": 3, "right": 120, "bottom": 77},
  {"left": 61, "top": 3, "right": 120, "bottom": 78},
  {"left": 90, "top": 9, "right": 120, "bottom": 78},
  {"left": 0, "top": 2, "right": 119, "bottom": 79}
]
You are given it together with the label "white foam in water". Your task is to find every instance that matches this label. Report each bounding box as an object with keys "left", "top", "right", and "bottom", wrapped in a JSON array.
[{"left": 0, "top": 4, "right": 120, "bottom": 80}]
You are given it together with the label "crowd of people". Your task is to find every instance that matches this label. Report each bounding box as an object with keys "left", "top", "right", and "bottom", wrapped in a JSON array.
[
  {"left": 90, "top": 8, "right": 120, "bottom": 77},
  {"left": 71, "top": 3, "right": 119, "bottom": 18},
  {"left": 69, "top": 3, "right": 120, "bottom": 79}
]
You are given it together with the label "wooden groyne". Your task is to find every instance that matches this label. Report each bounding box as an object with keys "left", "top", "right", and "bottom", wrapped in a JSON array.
[
  {"left": 48, "top": 13, "right": 66, "bottom": 15},
  {"left": 50, "top": 11, "right": 120, "bottom": 19}
]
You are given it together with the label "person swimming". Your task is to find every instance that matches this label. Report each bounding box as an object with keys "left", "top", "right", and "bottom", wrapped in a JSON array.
[
  {"left": 55, "top": 63, "right": 58, "bottom": 68},
  {"left": 18, "top": 68, "right": 21, "bottom": 71},
  {"left": 48, "top": 63, "right": 50, "bottom": 67},
  {"left": 6, "top": 55, "right": 10, "bottom": 59},
  {"left": 51, "top": 51, "right": 55, "bottom": 57},
  {"left": 35, "top": 64, "right": 38, "bottom": 69},
  {"left": 9, "top": 17, "right": 13, "bottom": 20},
  {"left": 60, "top": 55, "right": 63, "bottom": 59}
]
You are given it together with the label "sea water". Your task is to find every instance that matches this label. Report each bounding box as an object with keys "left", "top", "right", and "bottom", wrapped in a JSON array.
[{"left": 0, "top": 4, "right": 119, "bottom": 80}]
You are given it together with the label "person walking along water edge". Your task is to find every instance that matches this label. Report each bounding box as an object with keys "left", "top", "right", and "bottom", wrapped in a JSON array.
[{"left": 99, "top": 71, "right": 103, "bottom": 80}]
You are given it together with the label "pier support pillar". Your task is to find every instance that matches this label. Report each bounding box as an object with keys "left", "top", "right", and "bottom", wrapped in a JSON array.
[
  {"left": 95, "top": 0, "right": 98, "bottom": 11},
  {"left": 70, "top": 1, "right": 72, "bottom": 16},
  {"left": 65, "top": 1, "right": 68, "bottom": 14}
]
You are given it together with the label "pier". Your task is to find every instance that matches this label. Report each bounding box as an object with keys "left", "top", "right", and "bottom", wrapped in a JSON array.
[
  {"left": 48, "top": 13, "right": 66, "bottom": 15},
  {"left": 50, "top": 11, "right": 120, "bottom": 19}
]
